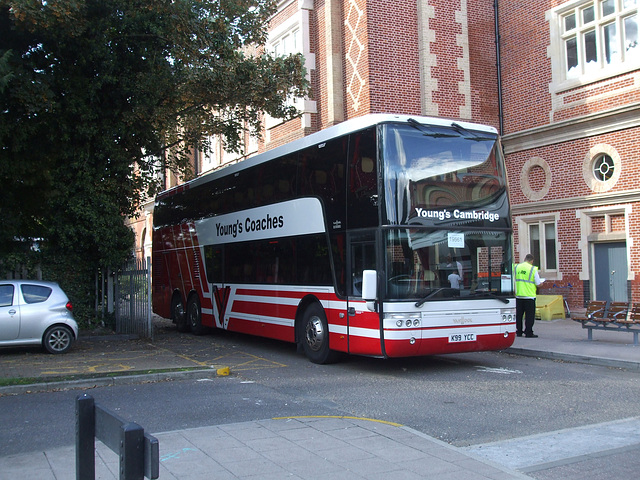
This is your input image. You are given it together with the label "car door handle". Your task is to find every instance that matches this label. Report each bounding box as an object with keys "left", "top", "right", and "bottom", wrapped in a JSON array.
[
  {"left": 348, "top": 307, "right": 356, "bottom": 316},
  {"left": 8, "top": 309, "right": 16, "bottom": 315}
]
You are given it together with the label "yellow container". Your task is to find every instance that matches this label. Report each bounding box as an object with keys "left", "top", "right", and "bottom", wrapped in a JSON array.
[{"left": 535, "top": 295, "right": 566, "bottom": 321}]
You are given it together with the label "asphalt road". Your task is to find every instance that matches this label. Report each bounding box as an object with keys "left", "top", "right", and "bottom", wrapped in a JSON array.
[{"left": 1, "top": 330, "right": 639, "bottom": 479}]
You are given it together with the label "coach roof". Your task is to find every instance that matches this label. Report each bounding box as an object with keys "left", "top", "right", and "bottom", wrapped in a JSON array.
[{"left": 159, "top": 113, "right": 498, "bottom": 198}]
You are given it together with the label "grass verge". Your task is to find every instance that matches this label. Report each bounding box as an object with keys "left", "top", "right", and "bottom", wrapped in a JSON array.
[{"left": 0, "top": 366, "right": 208, "bottom": 387}]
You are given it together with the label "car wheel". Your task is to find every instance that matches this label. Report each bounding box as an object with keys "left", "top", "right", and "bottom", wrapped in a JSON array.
[
  {"left": 300, "top": 303, "right": 340, "bottom": 364},
  {"left": 172, "top": 294, "right": 189, "bottom": 333},
  {"left": 43, "top": 325, "right": 74, "bottom": 354},
  {"left": 187, "top": 295, "right": 205, "bottom": 336}
]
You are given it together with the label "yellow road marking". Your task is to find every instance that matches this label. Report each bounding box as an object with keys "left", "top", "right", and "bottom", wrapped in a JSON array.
[
  {"left": 272, "top": 415, "right": 403, "bottom": 427},
  {"left": 151, "top": 346, "right": 211, "bottom": 367}
]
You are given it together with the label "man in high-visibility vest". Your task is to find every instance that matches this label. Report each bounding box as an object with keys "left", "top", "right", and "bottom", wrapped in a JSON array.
[{"left": 515, "top": 254, "right": 544, "bottom": 338}]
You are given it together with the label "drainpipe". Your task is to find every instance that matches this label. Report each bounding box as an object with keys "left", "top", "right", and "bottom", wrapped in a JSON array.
[{"left": 494, "top": 0, "right": 504, "bottom": 135}]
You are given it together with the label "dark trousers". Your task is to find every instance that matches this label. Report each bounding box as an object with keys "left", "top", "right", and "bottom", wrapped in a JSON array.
[{"left": 516, "top": 297, "right": 536, "bottom": 335}]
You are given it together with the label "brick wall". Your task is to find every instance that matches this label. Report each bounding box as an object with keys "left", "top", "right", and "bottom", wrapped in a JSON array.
[
  {"left": 498, "top": 0, "right": 553, "bottom": 133},
  {"left": 468, "top": 0, "right": 500, "bottom": 128},
  {"left": 553, "top": 74, "right": 640, "bottom": 122},
  {"left": 367, "top": 0, "right": 421, "bottom": 115},
  {"left": 508, "top": 128, "right": 640, "bottom": 204}
]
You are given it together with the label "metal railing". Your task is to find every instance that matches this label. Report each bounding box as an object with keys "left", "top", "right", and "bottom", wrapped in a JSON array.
[{"left": 115, "top": 257, "right": 153, "bottom": 340}]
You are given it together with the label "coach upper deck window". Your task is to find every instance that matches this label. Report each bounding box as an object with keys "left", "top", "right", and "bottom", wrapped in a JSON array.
[{"left": 550, "top": 0, "right": 638, "bottom": 88}]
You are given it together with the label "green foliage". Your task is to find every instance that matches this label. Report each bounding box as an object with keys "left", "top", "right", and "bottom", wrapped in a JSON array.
[
  {"left": 0, "top": 0, "right": 308, "bottom": 320},
  {"left": 40, "top": 252, "right": 97, "bottom": 326}
]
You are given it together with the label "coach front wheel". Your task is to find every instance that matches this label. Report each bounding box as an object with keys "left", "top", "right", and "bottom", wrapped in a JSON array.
[{"left": 300, "top": 303, "right": 340, "bottom": 364}]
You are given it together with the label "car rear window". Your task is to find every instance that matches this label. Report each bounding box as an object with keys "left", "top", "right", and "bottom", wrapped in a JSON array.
[
  {"left": 0, "top": 285, "right": 14, "bottom": 307},
  {"left": 21, "top": 284, "right": 52, "bottom": 304}
]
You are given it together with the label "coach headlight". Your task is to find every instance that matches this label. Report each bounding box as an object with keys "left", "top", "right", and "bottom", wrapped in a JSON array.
[
  {"left": 387, "top": 313, "right": 421, "bottom": 328},
  {"left": 501, "top": 310, "right": 515, "bottom": 322}
]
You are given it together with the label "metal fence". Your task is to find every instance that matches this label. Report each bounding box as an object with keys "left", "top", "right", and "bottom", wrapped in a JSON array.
[{"left": 114, "top": 257, "right": 153, "bottom": 340}]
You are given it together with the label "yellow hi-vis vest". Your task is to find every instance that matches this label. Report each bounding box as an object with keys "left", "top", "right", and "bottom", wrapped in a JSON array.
[{"left": 515, "top": 262, "right": 538, "bottom": 298}]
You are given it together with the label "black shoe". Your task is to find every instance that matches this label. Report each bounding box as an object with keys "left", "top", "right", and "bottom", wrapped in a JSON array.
[
  {"left": 525, "top": 334, "right": 538, "bottom": 338},
  {"left": 516, "top": 333, "right": 522, "bottom": 337}
]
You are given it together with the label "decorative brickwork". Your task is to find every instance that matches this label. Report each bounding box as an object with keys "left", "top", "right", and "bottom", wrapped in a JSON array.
[{"left": 344, "top": 0, "right": 366, "bottom": 112}]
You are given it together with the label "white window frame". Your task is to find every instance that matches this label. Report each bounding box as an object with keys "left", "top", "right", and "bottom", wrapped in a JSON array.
[
  {"left": 516, "top": 213, "right": 561, "bottom": 279},
  {"left": 548, "top": 0, "right": 639, "bottom": 92}
]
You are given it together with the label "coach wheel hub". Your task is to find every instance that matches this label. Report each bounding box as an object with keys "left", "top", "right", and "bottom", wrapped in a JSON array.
[
  {"left": 174, "top": 303, "right": 185, "bottom": 321},
  {"left": 305, "top": 316, "right": 325, "bottom": 352}
]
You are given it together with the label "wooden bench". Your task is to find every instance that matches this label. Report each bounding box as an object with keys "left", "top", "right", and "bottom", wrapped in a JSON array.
[
  {"left": 617, "top": 304, "right": 640, "bottom": 325},
  {"left": 572, "top": 301, "right": 639, "bottom": 345},
  {"left": 614, "top": 304, "right": 640, "bottom": 346},
  {"left": 597, "top": 301, "right": 629, "bottom": 323},
  {"left": 570, "top": 300, "right": 607, "bottom": 323}
]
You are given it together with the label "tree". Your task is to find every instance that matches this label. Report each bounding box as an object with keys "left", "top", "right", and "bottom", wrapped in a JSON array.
[{"left": 0, "top": 0, "right": 308, "bottom": 324}]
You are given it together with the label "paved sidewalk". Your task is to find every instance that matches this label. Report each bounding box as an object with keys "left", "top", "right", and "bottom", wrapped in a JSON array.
[
  {"left": 0, "top": 416, "right": 532, "bottom": 480},
  {"left": 506, "top": 317, "right": 640, "bottom": 371},
  {"left": 0, "top": 316, "right": 637, "bottom": 479}
]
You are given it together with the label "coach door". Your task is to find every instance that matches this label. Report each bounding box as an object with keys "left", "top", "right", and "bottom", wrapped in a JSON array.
[
  {"left": 345, "top": 231, "right": 378, "bottom": 353},
  {"left": 348, "top": 232, "right": 377, "bottom": 299}
]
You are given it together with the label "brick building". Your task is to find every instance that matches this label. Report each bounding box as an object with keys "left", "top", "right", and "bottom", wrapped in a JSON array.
[
  {"left": 129, "top": 0, "right": 640, "bottom": 311},
  {"left": 500, "top": 0, "right": 640, "bottom": 309}
]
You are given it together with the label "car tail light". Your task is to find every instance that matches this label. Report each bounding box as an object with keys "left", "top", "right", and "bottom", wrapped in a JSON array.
[{"left": 66, "top": 302, "right": 73, "bottom": 311}]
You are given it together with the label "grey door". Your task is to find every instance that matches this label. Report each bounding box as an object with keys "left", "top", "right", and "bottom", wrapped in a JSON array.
[{"left": 594, "top": 242, "right": 627, "bottom": 302}]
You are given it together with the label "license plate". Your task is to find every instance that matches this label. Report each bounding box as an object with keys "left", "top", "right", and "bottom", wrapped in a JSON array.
[{"left": 449, "top": 333, "right": 476, "bottom": 343}]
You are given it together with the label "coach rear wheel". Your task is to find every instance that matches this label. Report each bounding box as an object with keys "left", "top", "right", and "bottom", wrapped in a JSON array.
[
  {"left": 300, "top": 303, "right": 339, "bottom": 364},
  {"left": 171, "top": 294, "right": 189, "bottom": 333},
  {"left": 187, "top": 295, "right": 205, "bottom": 336}
]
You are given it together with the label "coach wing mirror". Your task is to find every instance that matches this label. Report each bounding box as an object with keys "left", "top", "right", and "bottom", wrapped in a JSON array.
[{"left": 361, "top": 270, "right": 377, "bottom": 311}]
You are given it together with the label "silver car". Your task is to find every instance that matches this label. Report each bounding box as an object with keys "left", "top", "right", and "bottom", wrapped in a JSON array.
[{"left": 0, "top": 280, "right": 78, "bottom": 354}]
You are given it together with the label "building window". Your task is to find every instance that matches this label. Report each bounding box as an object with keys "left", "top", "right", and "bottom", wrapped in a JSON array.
[
  {"left": 582, "top": 144, "right": 621, "bottom": 192},
  {"left": 562, "top": 0, "right": 638, "bottom": 77},
  {"left": 528, "top": 221, "right": 558, "bottom": 271},
  {"left": 551, "top": 0, "right": 638, "bottom": 86},
  {"left": 264, "top": 3, "right": 316, "bottom": 132},
  {"left": 592, "top": 153, "right": 615, "bottom": 181},
  {"left": 517, "top": 214, "right": 560, "bottom": 277},
  {"left": 267, "top": 22, "right": 303, "bottom": 120},
  {"left": 200, "top": 136, "right": 220, "bottom": 174},
  {"left": 271, "top": 28, "right": 301, "bottom": 57}
]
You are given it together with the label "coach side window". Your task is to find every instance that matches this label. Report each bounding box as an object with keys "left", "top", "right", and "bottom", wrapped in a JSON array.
[
  {"left": 204, "top": 246, "right": 223, "bottom": 284},
  {"left": 348, "top": 128, "right": 378, "bottom": 229}
]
